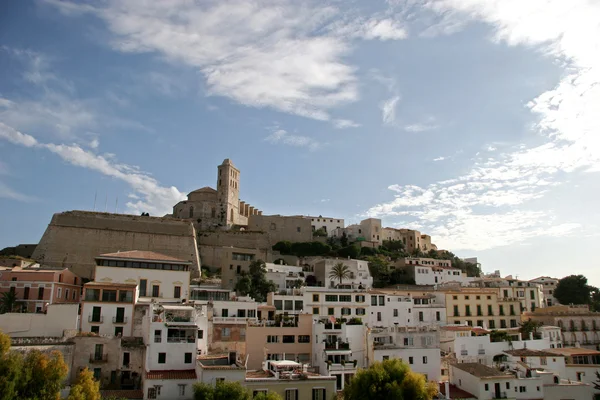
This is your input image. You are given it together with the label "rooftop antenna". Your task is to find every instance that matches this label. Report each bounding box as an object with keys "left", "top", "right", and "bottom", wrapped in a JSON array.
[{"left": 93, "top": 190, "right": 97, "bottom": 211}]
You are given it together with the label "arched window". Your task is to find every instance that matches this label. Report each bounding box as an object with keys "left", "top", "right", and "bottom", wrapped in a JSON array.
[{"left": 189, "top": 206, "right": 194, "bottom": 218}]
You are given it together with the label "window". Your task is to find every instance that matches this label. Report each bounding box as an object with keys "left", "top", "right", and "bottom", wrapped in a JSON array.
[
  {"left": 541, "top": 357, "right": 547, "bottom": 365},
  {"left": 174, "top": 286, "right": 181, "bottom": 298},
  {"left": 379, "top": 296, "right": 385, "bottom": 306},
  {"left": 485, "top": 384, "right": 489, "bottom": 391},
  {"left": 91, "top": 326, "right": 100, "bottom": 334},
  {"left": 57, "top": 287, "right": 62, "bottom": 299},
  {"left": 312, "top": 388, "right": 326, "bottom": 400},
  {"left": 339, "top": 295, "right": 351, "bottom": 302},
  {"left": 38, "top": 287, "right": 44, "bottom": 300},
  {"left": 282, "top": 335, "right": 295, "bottom": 343},
  {"left": 114, "top": 327, "right": 123, "bottom": 336},
  {"left": 326, "top": 295, "right": 338, "bottom": 302},
  {"left": 423, "top": 356, "right": 428, "bottom": 364},
  {"left": 489, "top": 320, "right": 496, "bottom": 329},
  {"left": 377, "top": 312, "right": 382, "bottom": 322},
  {"left": 24, "top": 287, "right": 30, "bottom": 300},
  {"left": 285, "top": 389, "right": 298, "bottom": 400},
  {"left": 154, "top": 330, "right": 162, "bottom": 343},
  {"left": 298, "top": 335, "right": 310, "bottom": 343},
  {"left": 356, "top": 308, "right": 365, "bottom": 315},
  {"left": 436, "top": 311, "right": 441, "bottom": 321},
  {"left": 371, "top": 296, "right": 378, "bottom": 306},
  {"left": 222, "top": 328, "right": 231, "bottom": 338},
  {"left": 102, "top": 290, "right": 117, "bottom": 302},
  {"left": 328, "top": 308, "right": 334, "bottom": 316},
  {"left": 313, "top": 307, "right": 319, "bottom": 315},
  {"left": 198, "top": 329, "right": 204, "bottom": 339},
  {"left": 267, "top": 335, "right": 279, "bottom": 343},
  {"left": 341, "top": 308, "right": 351, "bottom": 316},
  {"left": 185, "top": 353, "right": 192, "bottom": 363},
  {"left": 123, "top": 352, "right": 130, "bottom": 367},
  {"left": 313, "top": 294, "right": 319, "bottom": 302},
  {"left": 152, "top": 285, "right": 159, "bottom": 297},
  {"left": 158, "top": 353, "right": 166, "bottom": 364},
  {"left": 519, "top": 386, "right": 526, "bottom": 393},
  {"left": 409, "top": 357, "right": 414, "bottom": 364},
  {"left": 453, "top": 305, "right": 460, "bottom": 316},
  {"left": 139, "top": 279, "right": 147, "bottom": 296},
  {"left": 393, "top": 309, "right": 398, "bottom": 317},
  {"left": 488, "top": 305, "right": 493, "bottom": 315},
  {"left": 419, "top": 311, "right": 424, "bottom": 322},
  {"left": 178, "top": 385, "right": 187, "bottom": 396},
  {"left": 93, "top": 368, "right": 101, "bottom": 381},
  {"left": 355, "top": 295, "right": 365, "bottom": 303},
  {"left": 65, "top": 288, "right": 70, "bottom": 300},
  {"left": 506, "top": 382, "right": 510, "bottom": 389}
]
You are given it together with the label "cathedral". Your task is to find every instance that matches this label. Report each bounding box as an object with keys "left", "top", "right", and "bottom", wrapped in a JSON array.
[{"left": 172, "top": 159, "right": 262, "bottom": 231}]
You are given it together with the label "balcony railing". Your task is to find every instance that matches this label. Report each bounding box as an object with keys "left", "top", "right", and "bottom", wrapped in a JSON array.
[
  {"left": 478, "top": 349, "right": 486, "bottom": 355},
  {"left": 89, "top": 353, "right": 108, "bottom": 363},
  {"left": 328, "top": 362, "right": 357, "bottom": 371},
  {"left": 167, "top": 337, "right": 196, "bottom": 343},
  {"left": 212, "top": 316, "right": 254, "bottom": 324},
  {"left": 113, "top": 316, "right": 128, "bottom": 324},
  {"left": 88, "top": 315, "right": 103, "bottom": 323},
  {"left": 325, "top": 341, "right": 350, "bottom": 350},
  {"left": 324, "top": 323, "right": 343, "bottom": 330}
]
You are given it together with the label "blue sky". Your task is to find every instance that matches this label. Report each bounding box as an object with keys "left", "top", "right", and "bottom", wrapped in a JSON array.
[{"left": 1, "top": 0, "right": 599, "bottom": 285}]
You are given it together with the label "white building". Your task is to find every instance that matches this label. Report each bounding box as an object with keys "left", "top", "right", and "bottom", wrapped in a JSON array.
[
  {"left": 407, "top": 264, "right": 472, "bottom": 286},
  {"left": 313, "top": 258, "right": 373, "bottom": 289},
  {"left": 312, "top": 319, "right": 367, "bottom": 391},
  {"left": 142, "top": 303, "right": 199, "bottom": 400},
  {"left": 95, "top": 250, "right": 192, "bottom": 302},
  {"left": 450, "top": 363, "right": 517, "bottom": 400},
  {"left": 369, "top": 326, "right": 441, "bottom": 382},
  {"left": 81, "top": 281, "right": 137, "bottom": 336},
  {"left": 468, "top": 276, "right": 545, "bottom": 312},
  {"left": 411, "top": 293, "right": 447, "bottom": 327},
  {"left": 529, "top": 276, "right": 560, "bottom": 307},
  {"left": 264, "top": 263, "right": 304, "bottom": 293},
  {"left": 305, "top": 287, "right": 369, "bottom": 321},
  {"left": 368, "top": 291, "right": 413, "bottom": 328},
  {"left": 197, "top": 353, "right": 246, "bottom": 385},
  {"left": 305, "top": 216, "right": 345, "bottom": 236}
]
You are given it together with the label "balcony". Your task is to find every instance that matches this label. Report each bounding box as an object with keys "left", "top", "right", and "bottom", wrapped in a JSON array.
[
  {"left": 167, "top": 336, "right": 196, "bottom": 344},
  {"left": 325, "top": 341, "right": 350, "bottom": 350},
  {"left": 113, "top": 316, "right": 128, "bottom": 324},
  {"left": 88, "top": 315, "right": 104, "bottom": 323},
  {"left": 328, "top": 362, "right": 357, "bottom": 371},
  {"left": 212, "top": 316, "right": 253, "bottom": 324},
  {"left": 89, "top": 353, "right": 108, "bottom": 363},
  {"left": 324, "top": 323, "right": 343, "bottom": 330}
]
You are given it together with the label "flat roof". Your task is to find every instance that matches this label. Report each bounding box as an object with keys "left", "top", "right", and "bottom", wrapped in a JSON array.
[
  {"left": 453, "top": 363, "right": 513, "bottom": 379},
  {"left": 547, "top": 348, "right": 600, "bottom": 356}
]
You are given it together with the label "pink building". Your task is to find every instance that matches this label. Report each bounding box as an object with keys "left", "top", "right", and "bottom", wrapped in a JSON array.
[{"left": 0, "top": 265, "right": 82, "bottom": 313}]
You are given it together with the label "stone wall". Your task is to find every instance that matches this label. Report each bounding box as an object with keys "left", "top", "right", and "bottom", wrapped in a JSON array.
[
  {"left": 32, "top": 211, "right": 201, "bottom": 280},
  {"left": 11, "top": 342, "right": 75, "bottom": 382},
  {"left": 247, "top": 214, "right": 313, "bottom": 244}
]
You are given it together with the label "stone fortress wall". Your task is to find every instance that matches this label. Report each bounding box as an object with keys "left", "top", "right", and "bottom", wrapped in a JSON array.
[{"left": 31, "top": 211, "right": 201, "bottom": 280}]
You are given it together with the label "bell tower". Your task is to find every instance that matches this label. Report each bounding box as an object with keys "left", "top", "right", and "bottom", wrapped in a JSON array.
[{"left": 216, "top": 159, "right": 240, "bottom": 227}]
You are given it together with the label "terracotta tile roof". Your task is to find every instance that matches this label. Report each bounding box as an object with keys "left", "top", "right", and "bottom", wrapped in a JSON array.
[
  {"left": 146, "top": 370, "right": 197, "bottom": 380},
  {"left": 453, "top": 363, "right": 513, "bottom": 379},
  {"left": 100, "top": 390, "right": 143, "bottom": 399},
  {"left": 98, "top": 250, "right": 189, "bottom": 263},
  {"left": 504, "top": 349, "right": 561, "bottom": 357},
  {"left": 442, "top": 326, "right": 474, "bottom": 331},
  {"left": 439, "top": 383, "right": 475, "bottom": 399},
  {"left": 547, "top": 347, "right": 600, "bottom": 356}
]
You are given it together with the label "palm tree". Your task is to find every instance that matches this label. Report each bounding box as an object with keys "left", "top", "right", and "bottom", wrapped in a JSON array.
[
  {"left": 0, "top": 291, "right": 20, "bottom": 314},
  {"left": 329, "top": 263, "right": 351, "bottom": 287}
]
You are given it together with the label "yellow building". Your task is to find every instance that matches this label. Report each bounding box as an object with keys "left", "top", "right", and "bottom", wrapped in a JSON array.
[{"left": 443, "top": 288, "right": 521, "bottom": 330}]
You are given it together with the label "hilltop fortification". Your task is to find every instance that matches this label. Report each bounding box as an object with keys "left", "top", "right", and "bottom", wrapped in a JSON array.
[{"left": 32, "top": 211, "right": 201, "bottom": 280}]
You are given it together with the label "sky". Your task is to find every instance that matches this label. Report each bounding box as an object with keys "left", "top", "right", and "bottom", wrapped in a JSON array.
[{"left": 1, "top": 0, "right": 599, "bottom": 285}]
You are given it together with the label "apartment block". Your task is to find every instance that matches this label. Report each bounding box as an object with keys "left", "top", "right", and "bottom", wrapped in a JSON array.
[
  {"left": 81, "top": 282, "right": 137, "bottom": 336},
  {"left": 444, "top": 288, "right": 522, "bottom": 330},
  {"left": 524, "top": 304, "right": 600, "bottom": 347},
  {"left": 529, "top": 276, "right": 560, "bottom": 307},
  {"left": 312, "top": 258, "right": 373, "bottom": 289}
]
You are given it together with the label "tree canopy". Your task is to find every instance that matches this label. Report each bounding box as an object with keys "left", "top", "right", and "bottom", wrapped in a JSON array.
[
  {"left": 193, "top": 381, "right": 254, "bottom": 400},
  {"left": 234, "top": 260, "right": 277, "bottom": 302},
  {"left": 343, "top": 358, "right": 438, "bottom": 400},
  {"left": 0, "top": 330, "right": 69, "bottom": 400},
  {"left": 554, "top": 275, "right": 593, "bottom": 305},
  {"left": 67, "top": 368, "right": 101, "bottom": 400},
  {"left": 519, "top": 319, "right": 543, "bottom": 340}
]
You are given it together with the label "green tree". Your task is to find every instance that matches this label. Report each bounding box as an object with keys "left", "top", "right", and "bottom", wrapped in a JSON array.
[
  {"left": 193, "top": 381, "right": 251, "bottom": 400},
  {"left": 519, "top": 319, "right": 543, "bottom": 340},
  {"left": 328, "top": 263, "right": 351, "bottom": 287},
  {"left": 554, "top": 275, "right": 592, "bottom": 305},
  {"left": 68, "top": 368, "right": 101, "bottom": 400},
  {"left": 336, "top": 244, "right": 360, "bottom": 259},
  {"left": 313, "top": 227, "right": 327, "bottom": 237},
  {"left": 234, "top": 260, "right": 277, "bottom": 302},
  {"left": 490, "top": 330, "right": 512, "bottom": 344},
  {"left": 340, "top": 231, "right": 348, "bottom": 247},
  {"left": 367, "top": 256, "right": 390, "bottom": 281},
  {"left": 0, "top": 291, "right": 20, "bottom": 314},
  {"left": 343, "top": 359, "right": 438, "bottom": 400}
]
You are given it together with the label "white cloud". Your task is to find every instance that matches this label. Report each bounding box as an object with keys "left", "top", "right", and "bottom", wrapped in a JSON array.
[
  {"left": 0, "top": 181, "right": 37, "bottom": 202},
  {"left": 433, "top": 156, "right": 446, "bottom": 161},
  {"left": 334, "top": 17, "right": 408, "bottom": 41},
  {"left": 363, "top": 0, "right": 600, "bottom": 251},
  {"left": 46, "top": 0, "right": 368, "bottom": 121},
  {"left": 333, "top": 119, "right": 360, "bottom": 129},
  {"left": 265, "top": 129, "right": 321, "bottom": 151},
  {"left": 381, "top": 95, "right": 400, "bottom": 125},
  {"left": 0, "top": 122, "right": 184, "bottom": 215},
  {"left": 89, "top": 138, "right": 100, "bottom": 149},
  {"left": 404, "top": 122, "right": 438, "bottom": 132}
]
